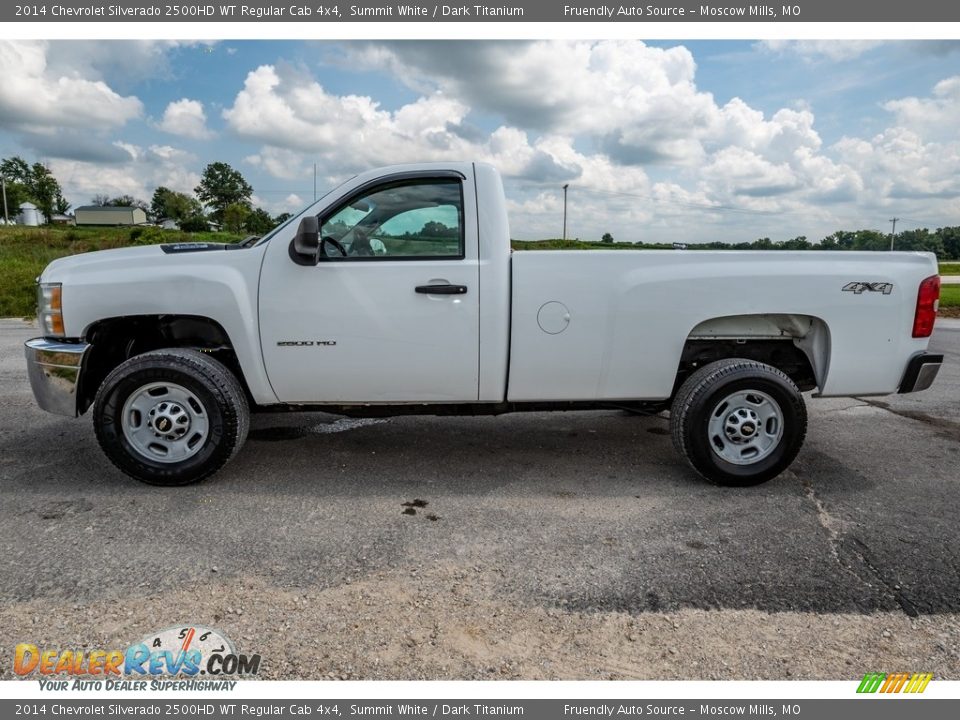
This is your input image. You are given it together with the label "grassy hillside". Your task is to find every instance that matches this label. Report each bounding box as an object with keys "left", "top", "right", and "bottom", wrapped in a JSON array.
[{"left": 0, "top": 225, "right": 242, "bottom": 317}]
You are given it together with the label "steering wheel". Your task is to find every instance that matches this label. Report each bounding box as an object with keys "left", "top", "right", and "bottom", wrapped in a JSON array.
[{"left": 320, "top": 235, "right": 347, "bottom": 258}]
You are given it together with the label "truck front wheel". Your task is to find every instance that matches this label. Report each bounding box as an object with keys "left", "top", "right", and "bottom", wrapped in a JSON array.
[
  {"left": 93, "top": 349, "right": 249, "bottom": 485},
  {"left": 670, "top": 359, "right": 807, "bottom": 486}
]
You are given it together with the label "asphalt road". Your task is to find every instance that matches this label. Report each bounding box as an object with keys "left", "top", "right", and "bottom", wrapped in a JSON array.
[{"left": 1, "top": 318, "right": 958, "bottom": 680}]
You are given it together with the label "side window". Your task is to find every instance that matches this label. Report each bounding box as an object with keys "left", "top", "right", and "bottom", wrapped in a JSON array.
[{"left": 320, "top": 179, "right": 463, "bottom": 260}]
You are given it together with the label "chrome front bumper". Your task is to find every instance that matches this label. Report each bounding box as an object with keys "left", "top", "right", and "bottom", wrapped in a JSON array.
[{"left": 24, "top": 338, "right": 91, "bottom": 417}]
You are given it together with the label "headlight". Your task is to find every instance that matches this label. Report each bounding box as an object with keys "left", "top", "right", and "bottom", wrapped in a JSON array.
[{"left": 37, "top": 283, "right": 65, "bottom": 337}]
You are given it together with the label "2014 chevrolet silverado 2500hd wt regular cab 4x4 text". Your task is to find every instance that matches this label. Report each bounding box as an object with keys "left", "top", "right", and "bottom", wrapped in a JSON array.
[{"left": 24, "top": 162, "right": 943, "bottom": 486}]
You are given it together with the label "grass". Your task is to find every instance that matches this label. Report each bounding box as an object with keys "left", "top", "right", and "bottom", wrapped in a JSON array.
[
  {"left": 939, "top": 262, "right": 960, "bottom": 276},
  {"left": 939, "top": 285, "right": 960, "bottom": 308},
  {"left": 939, "top": 286, "right": 960, "bottom": 318},
  {"left": 0, "top": 225, "right": 242, "bottom": 317}
]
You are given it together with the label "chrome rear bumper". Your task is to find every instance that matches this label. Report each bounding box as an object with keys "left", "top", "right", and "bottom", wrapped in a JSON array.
[{"left": 24, "top": 338, "right": 91, "bottom": 416}]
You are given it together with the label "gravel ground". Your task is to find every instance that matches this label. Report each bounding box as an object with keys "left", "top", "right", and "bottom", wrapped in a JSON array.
[
  {"left": 1, "top": 318, "right": 959, "bottom": 681},
  {"left": 1, "top": 568, "right": 958, "bottom": 680}
]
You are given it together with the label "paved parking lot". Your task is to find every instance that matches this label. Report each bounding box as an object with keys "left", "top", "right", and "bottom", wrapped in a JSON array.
[{"left": 1, "top": 318, "right": 958, "bottom": 680}]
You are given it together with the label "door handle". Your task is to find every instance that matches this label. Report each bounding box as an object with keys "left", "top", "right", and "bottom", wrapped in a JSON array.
[{"left": 415, "top": 284, "right": 468, "bottom": 295}]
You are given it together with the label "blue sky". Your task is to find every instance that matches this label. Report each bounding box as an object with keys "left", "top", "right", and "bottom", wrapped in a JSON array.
[{"left": 1, "top": 40, "right": 958, "bottom": 243}]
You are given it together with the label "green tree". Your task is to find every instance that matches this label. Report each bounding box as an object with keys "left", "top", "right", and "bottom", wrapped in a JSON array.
[
  {"left": 0, "top": 157, "right": 30, "bottom": 220},
  {"left": 179, "top": 215, "right": 209, "bottom": 232},
  {"left": 782, "top": 235, "right": 811, "bottom": 250},
  {"left": 222, "top": 202, "right": 251, "bottom": 234},
  {"left": 421, "top": 220, "right": 457, "bottom": 238},
  {"left": 90, "top": 194, "right": 110, "bottom": 207},
  {"left": 937, "top": 227, "right": 960, "bottom": 260},
  {"left": 245, "top": 207, "right": 276, "bottom": 234},
  {"left": 106, "top": 194, "right": 149, "bottom": 212},
  {"left": 893, "top": 228, "right": 939, "bottom": 255},
  {"left": 150, "top": 186, "right": 203, "bottom": 222},
  {"left": 820, "top": 231, "right": 855, "bottom": 250},
  {"left": 0, "top": 156, "right": 31, "bottom": 184},
  {"left": 29, "top": 163, "right": 69, "bottom": 219},
  {"left": 1, "top": 157, "right": 69, "bottom": 221},
  {"left": 194, "top": 162, "right": 253, "bottom": 223},
  {"left": 601, "top": 232, "right": 614, "bottom": 243},
  {"left": 852, "top": 230, "right": 889, "bottom": 251},
  {"left": 274, "top": 212, "right": 293, "bottom": 225}
]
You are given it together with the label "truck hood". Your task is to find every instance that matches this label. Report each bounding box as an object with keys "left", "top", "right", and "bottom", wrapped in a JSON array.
[{"left": 40, "top": 242, "right": 246, "bottom": 282}]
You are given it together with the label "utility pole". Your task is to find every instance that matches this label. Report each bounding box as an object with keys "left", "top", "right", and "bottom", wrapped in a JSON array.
[
  {"left": 313, "top": 163, "right": 317, "bottom": 201},
  {"left": 889, "top": 217, "right": 899, "bottom": 251},
  {"left": 1, "top": 177, "right": 8, "bottom": 225},
  {"left": 562, "top": 184, "right": 569, "bottom": 241}
]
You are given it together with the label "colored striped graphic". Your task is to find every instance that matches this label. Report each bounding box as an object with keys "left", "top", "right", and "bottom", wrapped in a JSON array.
[{"left": 857, "top": 672, "right": 933, "bottom": 694}]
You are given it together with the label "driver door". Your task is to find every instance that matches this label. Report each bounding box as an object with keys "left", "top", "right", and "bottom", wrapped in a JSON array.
[{"left": 258, "top": 173, "right": 480, "bottom": 404}]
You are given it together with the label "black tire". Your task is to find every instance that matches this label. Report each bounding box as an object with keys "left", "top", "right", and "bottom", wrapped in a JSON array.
[
  {"left": 93, "top": 349, "right": 249, "bottom": 486},
  {"left": 670, "top": 359, "right": 807, "bottom": 486}
]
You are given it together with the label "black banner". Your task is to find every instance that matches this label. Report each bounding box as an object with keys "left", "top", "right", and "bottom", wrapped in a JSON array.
[{"left": 5, "top": 1, "right": 960, "bottom": 23}]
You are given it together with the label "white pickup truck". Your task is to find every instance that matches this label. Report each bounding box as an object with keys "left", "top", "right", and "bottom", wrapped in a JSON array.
[{"left": 25, "top": 162, "right": 943, "bottom": 487}]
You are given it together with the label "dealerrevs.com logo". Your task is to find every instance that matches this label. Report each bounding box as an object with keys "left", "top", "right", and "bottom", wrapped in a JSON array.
[{"left": 14, "top": 625, "right": 260, "bottom": 690}]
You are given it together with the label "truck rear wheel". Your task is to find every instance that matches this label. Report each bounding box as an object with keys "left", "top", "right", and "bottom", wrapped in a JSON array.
[
  {"left": 670, "top": 359, "right": 806, "bottom": 486},
  {"left": 93, "top": 349, "right": 249, "bottom": 485}
]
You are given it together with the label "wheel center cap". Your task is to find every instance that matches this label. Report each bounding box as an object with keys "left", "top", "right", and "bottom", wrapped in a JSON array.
[
  {"left": 148, "top": 401, "right": 190, "bottom": 438},
  {"left": 724, "top": 408, "right": 761, "bottom": 443}
]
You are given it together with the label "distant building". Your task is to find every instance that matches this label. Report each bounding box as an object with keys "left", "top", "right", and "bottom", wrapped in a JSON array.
[
  {"left": 51, "top": 214, "right": 75, "bottom": 225},
  {"left": 18, "top": 202, "right": 43, "bottom": 226},
  {"left": 158, "top": 218, "right": 180, "bottom": 230},
  {"left": 75, "top": 206, "right": 147, "bottom": 226}
]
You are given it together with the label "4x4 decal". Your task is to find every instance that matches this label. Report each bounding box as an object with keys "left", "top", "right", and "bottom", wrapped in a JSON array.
[{"left": 842, "top": 281, "right": 894, "bottom": 295}]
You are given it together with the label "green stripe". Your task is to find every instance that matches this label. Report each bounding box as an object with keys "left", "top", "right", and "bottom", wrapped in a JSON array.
[{"left": 857, "top": 673, "right": 886, "bottom": 693}]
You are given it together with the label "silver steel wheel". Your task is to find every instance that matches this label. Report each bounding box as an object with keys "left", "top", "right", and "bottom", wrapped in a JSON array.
[
  {"left": 121, "top": 381, "right": 209, "bottom": 464},
  {"left": 707, "top": 389, "right": 784, "bottom": 466}
]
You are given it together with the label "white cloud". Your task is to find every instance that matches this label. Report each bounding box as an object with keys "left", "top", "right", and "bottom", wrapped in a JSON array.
[
  {"left": 245, "top": 147, "right": 313, "bottom": 180},
  {"left": 758, "top": 40, "right": 886, "bottom": 62},
  {"left": 882, "top": 75, "right": 960, "bottom": 142},
  {"left": 42, "top": 40, "right": 204, "bottom": 83},
  {"left": 346, "top": 41, "right": 716, "bottom": 165},
  {"left": 247, "top": 192, "right": 306, "bottom": 216},
  {"left": 826, "top": 74, "right": 960, "bottom": 218},
  {"left": 0, "top": 40, "right": 142, "bottom": 132},
  {"left": 157, "top": 99, "right": 214, "bottom": 140},
  {"left": 50, "top": 144, "right": 200, "bottom": 210},
  {"left": 222, "top": 63, "right": 580, "bottom": 185}
]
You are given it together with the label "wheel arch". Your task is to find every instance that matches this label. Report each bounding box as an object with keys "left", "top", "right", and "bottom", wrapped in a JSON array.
[
  {"left": 78, "top": 314, "right": 250, "bottom": 415},
  {"left": 677, "top": 313, "right": 832, "bottom": 395}
]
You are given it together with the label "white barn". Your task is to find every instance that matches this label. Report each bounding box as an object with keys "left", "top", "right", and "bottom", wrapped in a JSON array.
[{"left": 75, "top": 206, "right": 147, "bottom": 226}]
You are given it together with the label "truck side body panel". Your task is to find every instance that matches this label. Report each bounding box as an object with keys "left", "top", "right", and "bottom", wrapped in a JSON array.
[{"left": 507, "top": 250, "right": 937, "bottom": 401}]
